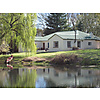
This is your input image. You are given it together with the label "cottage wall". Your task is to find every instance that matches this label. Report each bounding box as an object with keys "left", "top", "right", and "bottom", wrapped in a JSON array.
[
  {"left": 35, "top": 41, "right": 43, "bottom": 49},
  {"left": 81, "top": 40, "right": 98, "bottom": 49},
  {"left": 49, "top": 35, "right": 64, "bottom": 51},
  {"left": 49, "top": 35, "right": 78, "bottom": 51},
  {"left": 35, "top": 41, "right": 49, "bottom": 50},
  {"left": 48, "top": 35, "right": 100, "bottom": 51},
  {"left": 44, "top": 41, "right": 49, "bottom": 49},
  {"left": 63, "top": 40, "right": 75, "bottom": 50},
  {"left": 96, "top": 41, "right": 100, "bottom": 49}
]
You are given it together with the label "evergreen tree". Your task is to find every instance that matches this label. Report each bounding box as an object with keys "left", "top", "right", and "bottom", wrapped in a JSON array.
[
  {"left": 44, "top": 13, "right": 69, "bottom": 35},
  {"left": 76, "top": 21, "right": 84, "bottom": 31}
]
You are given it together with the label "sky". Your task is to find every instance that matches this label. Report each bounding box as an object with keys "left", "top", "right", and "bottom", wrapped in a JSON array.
[{"left": 0, "top": 0, "right": 100, "bottom": 13}]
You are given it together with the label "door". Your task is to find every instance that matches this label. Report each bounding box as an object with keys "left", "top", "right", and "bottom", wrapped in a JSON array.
[
  {"left": 77, "top": 41, "right": 81, "bottom": 48},
  {"left": 43, "top": 43, "right": 45, "bottom": 50}
]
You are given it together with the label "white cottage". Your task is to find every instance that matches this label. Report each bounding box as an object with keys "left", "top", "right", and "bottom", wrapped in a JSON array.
[{"left": 35, "top": 30, "right": 100, "bottom": 52}]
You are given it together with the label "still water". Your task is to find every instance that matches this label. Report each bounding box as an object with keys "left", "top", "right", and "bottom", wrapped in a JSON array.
[{"left": 0, "top": 66, "right": 100, "bottom": 88}]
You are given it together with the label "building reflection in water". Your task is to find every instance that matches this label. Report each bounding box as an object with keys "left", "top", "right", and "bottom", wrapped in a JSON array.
[{"left": 35, "top": 67, "right": 100, "bottom": 88}]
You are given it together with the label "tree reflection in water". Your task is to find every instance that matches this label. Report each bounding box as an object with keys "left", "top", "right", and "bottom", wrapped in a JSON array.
[{"left": 6, "top": 69, "right": 37, "bottom": 88}]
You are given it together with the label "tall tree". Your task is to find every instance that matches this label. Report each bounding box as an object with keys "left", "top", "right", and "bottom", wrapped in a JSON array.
[
  {"left": 43, "top": 13, "right": 69, "bottom": 35},
  {"left": 70, "top": 13, "right": 78, "bottom": 43},
  {"left": 37, "top": 13, "right": 48, "bottom": 29},
  {"left": 0, "top": 13, "right": 37, "bottom": 54},
  {"left": 76, "top": 13, "right": 100, "bottom": 36},
  {"left": 37, "top": 13, "right": 48, "bottom": 36},
  {"left": 68, "top": 13, "right": 79, "bottom": 43}
]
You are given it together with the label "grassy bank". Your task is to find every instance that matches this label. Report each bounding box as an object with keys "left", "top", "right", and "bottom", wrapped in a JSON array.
[
  {"left": 35, "top": 49, "right": 100, "bottom": 66},
  {"left": 0, "top": 49, "right": 100, "bottom": 67}
]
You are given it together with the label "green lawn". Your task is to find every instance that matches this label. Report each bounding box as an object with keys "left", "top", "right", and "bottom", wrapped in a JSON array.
[{"left": 0, "top": 49, "right": 100, "bottom": 66}]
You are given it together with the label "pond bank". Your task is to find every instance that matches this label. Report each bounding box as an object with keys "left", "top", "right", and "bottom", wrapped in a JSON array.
[
  {"left": 21, "top": 53, "right": 100, "bottom": 68},
  {"left": 1, "top": 49, "right": 100, "bottom": 69}
]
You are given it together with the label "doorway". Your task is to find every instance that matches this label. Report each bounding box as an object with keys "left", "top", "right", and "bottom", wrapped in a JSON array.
[
  {"left": 77, "top": 41, "right": 81, "bottom": 48},
  {"left": 43, "top": 43, "right": 45, "bottom": 50}
]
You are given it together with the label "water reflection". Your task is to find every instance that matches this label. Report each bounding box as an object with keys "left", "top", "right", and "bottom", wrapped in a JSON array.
[
  {"left": 33, "top": 68, "right": 100, "bottom": 88},
  {"left": 0, "top": 68, "right": 37, "bottom": 88},
  {"left": 0, "top": 67, "right": 100, "bottom": 88},
  {"left": 36, "top": 76, "right": 46, "bottom": 88}
]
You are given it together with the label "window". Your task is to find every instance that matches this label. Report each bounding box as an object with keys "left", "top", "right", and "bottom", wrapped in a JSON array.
[
  {"left": 54, "top": 70, "right": 59, "bottom": 77},
  {"left": 78, "top": 71, "right": 81, "bottom": 76},
  {"left": 67, "top": 73, "right": 71, "bottom": 77},
  {"left": 43, "top": 69, "right": 45, "bottom": 72},
  {"left": 88, "top": 42, "right": 92, "bottom": 46},
  {"left": 48, "top": 43, "right": 49, "bottom": 48},
  {"left": 53, "top": 41, "right": 58, "bottom": 48},
  {"left": 48, "top": 68, "right": 50, "bottom": 73},
  {"left": 67, "top": 41, "right": 71, "bottom": 48},
  {"left": 88, "top": 70, "right": 92, "bottom": 74}
]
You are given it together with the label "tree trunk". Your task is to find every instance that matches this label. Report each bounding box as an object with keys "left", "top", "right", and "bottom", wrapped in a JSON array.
[{"left": 74, "top": 30, "right": 76, "bottom": 43}]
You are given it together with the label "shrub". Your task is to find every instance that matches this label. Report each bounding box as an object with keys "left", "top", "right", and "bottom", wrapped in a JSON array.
[
  {"left": 72, "top": 47, "right": 79, "bottom": 50},
  {"left": 0, "top": 43, "right": 10, "bottom": 54},
  {"left": 51, "top": 53, "right": 82, "bottom": 65}
]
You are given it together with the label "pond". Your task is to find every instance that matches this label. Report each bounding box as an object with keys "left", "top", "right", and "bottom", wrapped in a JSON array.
[{"left": 0, "top": 65, "right": 100, "bottom": 88}]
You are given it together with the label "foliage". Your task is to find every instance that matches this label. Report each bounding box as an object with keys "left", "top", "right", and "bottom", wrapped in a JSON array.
[
  {"left": 0, "top": 13, "right": 37, "bottom": 54},
  {"left": 72, "top": 46, "right": 79, "bottom": 50},
  {"left": 36, "top": 28, "right": 44, "bottom": 36},
  {"left": 76, "top": 13, "right": 100, "bottom": 36},
  {"left": 0, "top": 41, "right": 10, "bottom": 53}
]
